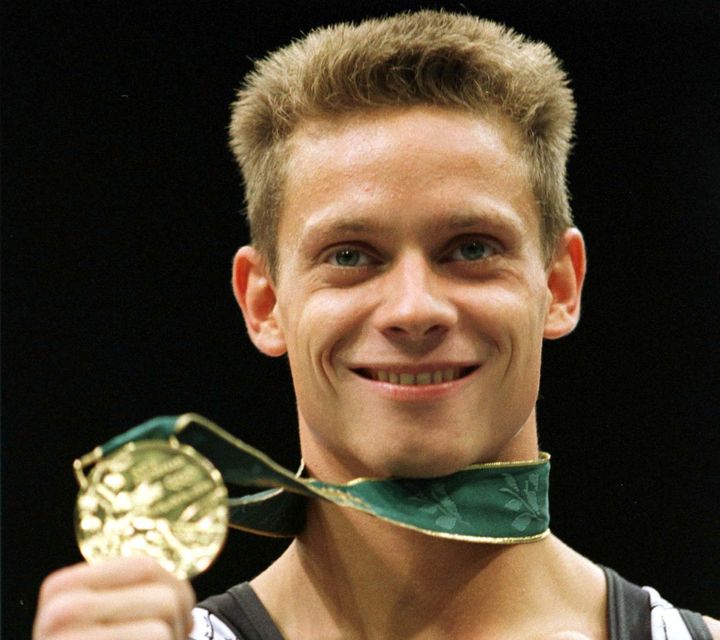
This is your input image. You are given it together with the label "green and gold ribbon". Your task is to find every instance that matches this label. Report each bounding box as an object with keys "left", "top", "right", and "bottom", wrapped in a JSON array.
[{"left": 75, "top": 413, "right": 550, "bottom": 544}]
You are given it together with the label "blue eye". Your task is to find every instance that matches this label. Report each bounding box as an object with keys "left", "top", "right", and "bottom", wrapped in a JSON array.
[
  {"left": 450, "top": 240, "right": 496, "bottom": 261},
  {"left": 329, "top": 248, "right": 369, "bottom": 267}
]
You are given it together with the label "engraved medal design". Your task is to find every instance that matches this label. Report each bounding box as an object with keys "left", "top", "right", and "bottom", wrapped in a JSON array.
[{"left": 75, "top": 439, "right": 228, "bottom": 579}]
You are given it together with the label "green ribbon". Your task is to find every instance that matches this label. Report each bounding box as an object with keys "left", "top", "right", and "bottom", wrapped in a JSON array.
[{"left": 97, "top": 413, "right": 551, "bottom": 543}]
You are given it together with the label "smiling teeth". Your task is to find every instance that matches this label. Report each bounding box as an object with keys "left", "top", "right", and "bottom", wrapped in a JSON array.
[{"left": 371, "top": 369, "right": 461, "bottom": 385}]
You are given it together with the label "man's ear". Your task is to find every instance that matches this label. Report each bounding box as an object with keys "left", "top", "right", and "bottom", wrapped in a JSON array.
[
  {"left": 543, "top": 228, "right": 587, "bottom": 340},
  {"left": 232, "top": 246, "right": 287, "bottom": 356}
]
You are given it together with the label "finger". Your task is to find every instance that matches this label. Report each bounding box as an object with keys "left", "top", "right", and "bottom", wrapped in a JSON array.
[
  {"left": 41, "top": 557, "right": 174, "bottom": 594},
  {"left": 98, "top": 583, "right": 192, "bottom": 639},
  {"left": 39, "top": 557, "right": 195, "bottom": 613},
  {"left": 37, "top": 619, "right": 176, "bottom": 640},
  {"left": 34, "top": 584, "right": 189, "bottom": 639}
]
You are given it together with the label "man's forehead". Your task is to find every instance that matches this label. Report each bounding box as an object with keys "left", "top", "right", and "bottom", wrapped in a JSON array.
[
  {"left": 283, "top": 106, "right": 530, "bottom": 198},
  {"left": 271, "top": 105, "right": 542, "bottom": 267}
]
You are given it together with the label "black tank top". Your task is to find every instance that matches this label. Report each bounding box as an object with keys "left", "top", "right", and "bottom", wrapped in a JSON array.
[{"left": 192, "top": 566, "right": 712, "bottom": 639}]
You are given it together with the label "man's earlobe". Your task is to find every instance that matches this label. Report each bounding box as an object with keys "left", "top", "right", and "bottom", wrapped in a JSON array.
[
  {"left": 543, "top": 228, "right": 586, "bottom": 340},
  {"left": 232, "top": 246, "right": 287, "bottom": 356}
]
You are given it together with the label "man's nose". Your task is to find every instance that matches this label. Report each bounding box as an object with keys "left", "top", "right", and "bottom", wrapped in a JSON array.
[{"left": 376, "top": 253, "right": 457, "bottom": 345}]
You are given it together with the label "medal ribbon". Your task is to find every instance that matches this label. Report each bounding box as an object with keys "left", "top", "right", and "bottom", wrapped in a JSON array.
[{"left": 80, "top": 413, "right": 550, "bottom": 543}]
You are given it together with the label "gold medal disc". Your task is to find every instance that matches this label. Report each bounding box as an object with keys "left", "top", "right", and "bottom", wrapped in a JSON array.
[{"left": 75, "top": 439, "right": 228, "bottom": 579}]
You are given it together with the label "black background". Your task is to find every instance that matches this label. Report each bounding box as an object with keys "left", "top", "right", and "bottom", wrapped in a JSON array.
[{"left": 3, "top": 1, "right": 719, "bottom": 636}]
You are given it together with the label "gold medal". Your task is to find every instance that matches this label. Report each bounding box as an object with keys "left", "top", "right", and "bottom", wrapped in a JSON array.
[{"left": 74, "top": 438, "right": 228, "bottom": 579}]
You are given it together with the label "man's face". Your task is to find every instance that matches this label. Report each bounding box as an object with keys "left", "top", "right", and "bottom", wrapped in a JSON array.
[{"left": 264, "top": 106, "right": 558, "bottom": 481}]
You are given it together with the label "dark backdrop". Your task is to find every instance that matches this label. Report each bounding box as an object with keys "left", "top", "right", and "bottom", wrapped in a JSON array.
[{"left": 3, "top": 1, "right": 719, "bottom": 636}]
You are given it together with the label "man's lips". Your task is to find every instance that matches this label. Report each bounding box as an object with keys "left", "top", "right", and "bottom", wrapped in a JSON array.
[{"left": 351, "top": 365, "right": 479, "bottom": 386}]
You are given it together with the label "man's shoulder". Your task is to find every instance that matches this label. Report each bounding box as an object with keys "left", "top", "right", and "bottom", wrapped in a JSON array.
[
  {"left": 190, "top": 582, "right": 285, "bottom": 640},
  {"left": 603, "top": 565, "right": 716, "bottom": 640},
  {"left": 190, "top": 606, "right": 240, "bottom": 640},
  {"left": 702, "top": 616, "right": 720, "bottom": 640}
]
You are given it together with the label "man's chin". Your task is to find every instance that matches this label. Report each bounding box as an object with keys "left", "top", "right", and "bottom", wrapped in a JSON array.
[{"left": 366, "top": 450, "right": 479, "bottom": 479}]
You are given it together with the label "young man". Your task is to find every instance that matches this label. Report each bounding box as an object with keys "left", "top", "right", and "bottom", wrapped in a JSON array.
[{"left": 32, "top": 11, "right": 718, "bottom": 640}]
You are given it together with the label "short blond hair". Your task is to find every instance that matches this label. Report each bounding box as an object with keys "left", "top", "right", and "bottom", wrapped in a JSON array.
[{"left": 229, "top": 10, "right": 576, "bottom": 272}]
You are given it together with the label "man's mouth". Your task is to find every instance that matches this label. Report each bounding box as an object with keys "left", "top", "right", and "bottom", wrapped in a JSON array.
[{"left": 353, "top": 366, "right": 478, "bottom": 386}]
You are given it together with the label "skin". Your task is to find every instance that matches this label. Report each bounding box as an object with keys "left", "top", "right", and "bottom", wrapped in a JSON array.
[{"left": 33, "top": 105, "right": 720, "bottom": 639}]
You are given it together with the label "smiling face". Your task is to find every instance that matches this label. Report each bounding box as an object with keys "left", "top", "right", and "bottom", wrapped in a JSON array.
[{"left": 234, "top": 105, "right": 585, "bottom": 482}]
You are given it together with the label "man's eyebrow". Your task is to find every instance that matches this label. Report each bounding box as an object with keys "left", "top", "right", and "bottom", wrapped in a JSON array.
[
  {"left": 299, "top": 206, "right": 525, "bottom": 244},
  {"left": 298, "top": 215, "right": 388, "bottom": 244},
  {"left": 430, "top": 208, "right": 526, "bottom": 236}
]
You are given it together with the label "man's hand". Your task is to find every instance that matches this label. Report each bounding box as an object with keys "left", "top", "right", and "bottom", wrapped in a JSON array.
[{"left": 33, "top": 557, "right": 196, "bottom": 640}]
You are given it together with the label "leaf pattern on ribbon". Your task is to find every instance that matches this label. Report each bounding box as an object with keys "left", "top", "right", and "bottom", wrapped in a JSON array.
[
  {"left": 405, "top": 482, "right": 466, "bottom": 531},
  {"left": 499, "top": 472, "right": 543, "bottom": 532}
]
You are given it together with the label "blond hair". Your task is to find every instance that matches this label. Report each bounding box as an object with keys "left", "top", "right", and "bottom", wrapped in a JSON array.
[{"left": 229, "top": 10, "right": 576, "bottom": 271}]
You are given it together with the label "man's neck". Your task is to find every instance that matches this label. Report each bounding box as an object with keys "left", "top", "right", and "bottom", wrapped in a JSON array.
[{"left": 252, "top": 501, "right": 608, "bottom": 639}]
